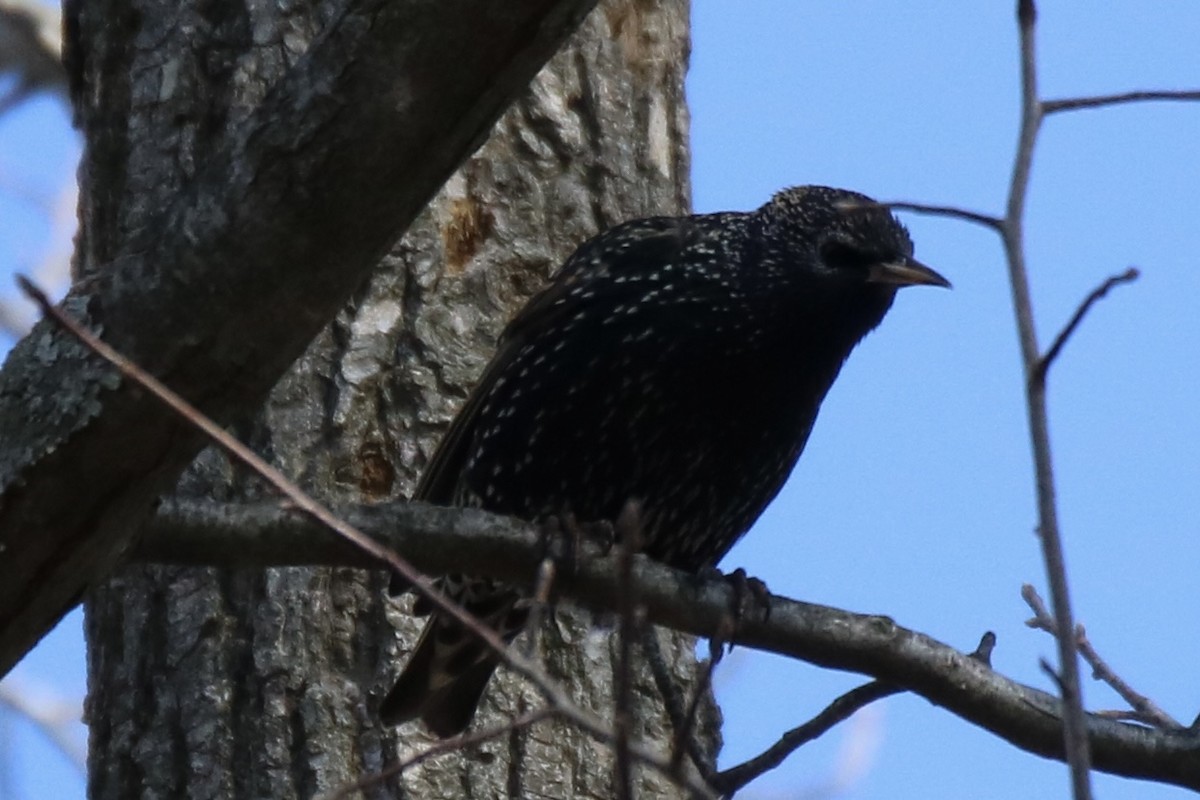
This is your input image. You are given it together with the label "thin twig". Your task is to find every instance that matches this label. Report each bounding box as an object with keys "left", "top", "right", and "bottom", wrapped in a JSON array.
[
  {"left": 321, "top": 708, "right": 554, "bottom": 800},
  {"left": 642, "top": 628, "right": 715, "bottom": 783},
  {"left": 1075, "top": 625, "right": 1182, "bottom": 731},
  {"left": 710, "top": 681, "right": 901, "bottom": 797},
  {"left": 1093, "top": 709, "right": 1177, "bottom": 727},
  {"left": 1022, "top": 585, "right": 1181, "bottom": 730},
  {"left": 1041, "top": 657, "right": 1067, "bottom": 692},
  {"left": 1005, "top": 2, "right": 1093, "bottom": 795},
  {"left": 970, "top": 631, "right": 998, "bottom": 667},
  {"left": 1032, "top": 268, "right": 1140, "bottom": 384},
  {"left": 669, "top": 624, "right": 727, "bottom": 777},
  {"left": 520, "top": 558, "right": 557, "bottom": 659},
  {"left": 874, "top": 200, "right": 1006, "bottom": 233},
  {"left": 17, "top": 275, "right": 718, "bottom": 800},
  {"left": 1043, "top": 90, "right": 1200, "bottom": 115},
  {"left": 613, "top": 501, "right": 643, "bottom": 800},
  {"left": 16, "top": 276, "right": 525, "bottom": 689}
]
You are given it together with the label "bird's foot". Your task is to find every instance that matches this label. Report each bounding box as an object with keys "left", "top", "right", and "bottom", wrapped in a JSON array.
[
  {"left": 700, "top": 566, "right": 771, "bottom": 655},
  {"left": 537, "top": 511, "right": 616, "bottom": 578}
]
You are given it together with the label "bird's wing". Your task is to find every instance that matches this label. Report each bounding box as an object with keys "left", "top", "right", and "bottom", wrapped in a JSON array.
[{"left": 412, "top": 216, "right": 692, "bottom": 504}]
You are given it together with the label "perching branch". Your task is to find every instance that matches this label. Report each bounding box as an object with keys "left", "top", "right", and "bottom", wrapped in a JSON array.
[{"left": 127, "top": 495, "right": 1200, "bottom": 792}]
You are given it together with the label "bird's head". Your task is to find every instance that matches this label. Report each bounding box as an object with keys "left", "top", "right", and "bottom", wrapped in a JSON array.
[{"left": 765, "top": 185, "right": 950, "bottom": 292}]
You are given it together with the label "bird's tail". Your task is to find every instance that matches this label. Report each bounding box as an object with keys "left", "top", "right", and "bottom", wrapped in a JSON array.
[{"left": 381, "top": 579, "right": 527, "bottom": 738}]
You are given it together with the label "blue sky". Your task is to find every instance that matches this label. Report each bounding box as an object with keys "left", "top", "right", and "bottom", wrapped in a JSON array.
[
  {"left": 691, "top": 3, "right": 1199, "bottom": 798},
  {"left": 1, "top": 2, "right": 1198, "bottom": 798}
]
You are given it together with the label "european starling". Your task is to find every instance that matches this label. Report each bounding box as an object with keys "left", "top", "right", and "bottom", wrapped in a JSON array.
[{"left": 382, "top": 185, "right": 948, "bottom": 736}]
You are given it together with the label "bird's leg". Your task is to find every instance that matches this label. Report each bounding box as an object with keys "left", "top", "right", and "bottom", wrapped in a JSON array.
[
  {"left": 537, "top": 510, "right": 617, "bottom": 578},
  {"left": 579, "top": 517, "right": 618, "bottom": 555},
  {"left": 531, "top": 513, "right": 569, "bottom": 626},
  {"left": 667, "top": 568, "right": 754, "bottom": 777}
]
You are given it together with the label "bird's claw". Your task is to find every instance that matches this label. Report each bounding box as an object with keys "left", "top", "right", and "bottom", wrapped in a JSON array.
[{"left": 701, "top": 566, "right": 771, "bottom": 656}]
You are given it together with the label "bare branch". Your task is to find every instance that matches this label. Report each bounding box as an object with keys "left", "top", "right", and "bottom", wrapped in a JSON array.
[
  {"left": 971, "top": 631, "right": 998, "bottom": 667},
  {"left": 669, "top": 626, "right": 727, "bottom": 777},
  {"left": 1043, "top": 90, "right": 1200, "bottom": 115},
  {"left": 520, "top": 558, "right": 557, "bottom": 659},
  {"left": 20, "top": 275, "right": 717, "bottom": 800},
  {"left": 643, "top": 629, "right": 715, "bottom": 783},
  {"left": 1005, "top": 2, "right": 1092, "bottom": 794},
  {"left": 711, "top": 681, "right": 900, "bottom": 796},
  {"left": 1022, "top": 585, "right": 1182, "bottom": 731},
  {"left": 130, "top": 496, "right": 1200, "bottom": 792},
  {"left": 874, "top": 200, "right": 1005, "bottom": 233},
  {"left": 1075, "top": 624, "right": 1183, "bottom": 732},
  {"left": 0, "top": 0, "right": 604, "bottom": 683},
  {"left": 1032, "top": 268, "right": 1140, "bottom": 385},
  {"left": 15, "top": 277, "right": 521, "bottom": 685},
  {"left": 837, "top": 198, "right": 1004, "bottom": 233},
  {"left": 320, "top": 708, "right": 554, "bottom": 800},
  {"left": 613, "top": 502, "right": 643, "bottom": 800},
  {"left": 863, "top": 49, "right": 1191, "bottom": 799}
]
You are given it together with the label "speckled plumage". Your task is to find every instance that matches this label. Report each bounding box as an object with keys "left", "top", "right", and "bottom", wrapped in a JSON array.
[{"left": 382, "top": 185, "right": 948, "bottom": 736}]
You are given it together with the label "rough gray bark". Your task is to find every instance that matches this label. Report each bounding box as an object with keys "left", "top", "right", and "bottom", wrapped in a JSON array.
[
  {"left": 0, "top": 0, "right": 598, "bottom": 678},
  {"left": 84, "top": 1, "right": 717, "bottom": 799}
]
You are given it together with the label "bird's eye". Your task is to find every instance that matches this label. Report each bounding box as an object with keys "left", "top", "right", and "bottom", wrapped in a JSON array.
[{"left": 819, "top": 240, "right": 878, "bottom": 271}]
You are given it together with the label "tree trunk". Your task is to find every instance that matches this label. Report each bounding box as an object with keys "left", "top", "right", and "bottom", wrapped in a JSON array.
[{"left": 83, "top": 1, "right": 717, "bottom": 798}]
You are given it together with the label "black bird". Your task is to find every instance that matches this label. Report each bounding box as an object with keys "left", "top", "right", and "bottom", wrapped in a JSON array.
[{"left": 382, "top": 185, "right": 949, "bottom": 736}]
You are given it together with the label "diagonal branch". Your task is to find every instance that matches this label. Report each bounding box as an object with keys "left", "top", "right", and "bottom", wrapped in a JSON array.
[
  {"left": 1032, "top": 268, "right": 1140, "bottom": 385},
  {"left": 0, "top": 0, "right": 600, "bottom": 681},
  {"left": 19, "top": 276, "right": 718, "bottom": 799},
  {"left": 1022, "top": 585, "right": 1182, "bottom": 731},
  {"left": 321, "top": 708, "right": 555, "bottom": 800}
]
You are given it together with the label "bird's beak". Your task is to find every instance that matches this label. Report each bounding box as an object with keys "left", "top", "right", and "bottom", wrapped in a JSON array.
[{"left": 868, "top": 257, "right": 951, "bottom": 289}]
